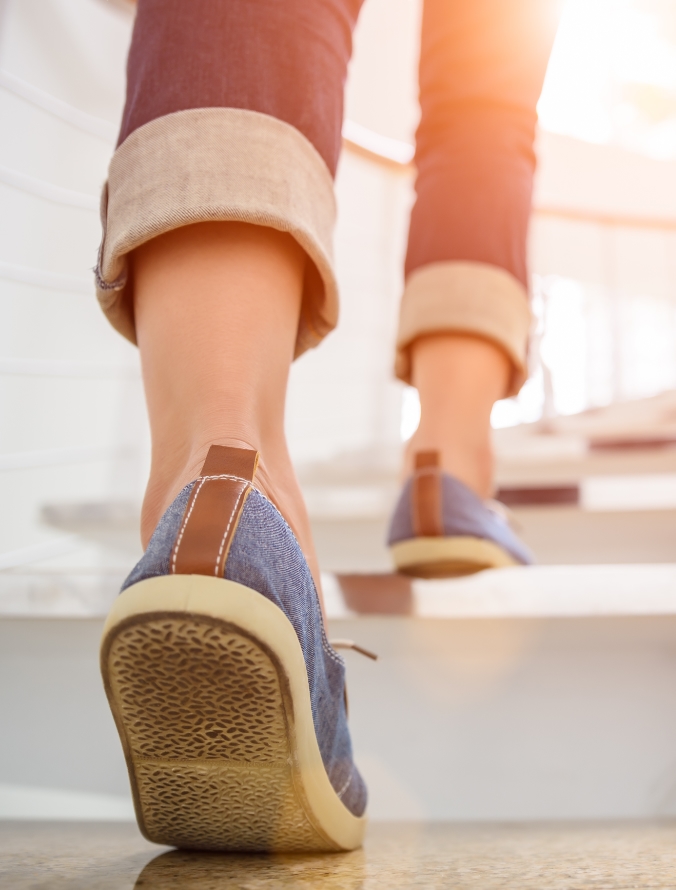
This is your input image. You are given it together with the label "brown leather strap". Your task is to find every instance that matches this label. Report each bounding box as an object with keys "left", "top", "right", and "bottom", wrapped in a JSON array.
[
  {"left": 171, "top": 445, "right": 259, "bottom": 577},
  {"left": 412, "top": 450, "right": 444, "bottom": 538}
]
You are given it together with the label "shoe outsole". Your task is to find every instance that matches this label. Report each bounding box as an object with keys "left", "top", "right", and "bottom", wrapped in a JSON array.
[
  {"left": 390, "top": 535, "right": 519, "bottom": 578},
  {"left": 100, "top": 574, "right": 366, "bottom": 852}
]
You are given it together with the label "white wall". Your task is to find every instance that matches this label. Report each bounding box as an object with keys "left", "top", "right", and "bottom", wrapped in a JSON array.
[{"left": 0, "top": 0, "right": 146, "bottom": 574}]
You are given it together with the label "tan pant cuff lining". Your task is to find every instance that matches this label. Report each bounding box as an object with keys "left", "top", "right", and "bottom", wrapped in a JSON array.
[
  {"left": 96, "top": 108, "right": 338, "bottom": 357},
  {"left": 395, "top": 261, "right": 532, "bottom": 397}
]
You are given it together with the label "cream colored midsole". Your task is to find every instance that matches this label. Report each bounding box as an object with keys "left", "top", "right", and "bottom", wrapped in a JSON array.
[
  {"left": 390, "top": 535, "right": 518, "bottom": 570},
  {"left": 101, "top": 575, "right": 366, "bottom": 851}
]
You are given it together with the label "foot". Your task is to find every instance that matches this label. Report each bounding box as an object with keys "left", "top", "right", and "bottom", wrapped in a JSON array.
[
  {"left": 101, "top": 445, "right": 367, "bottom": 852},
  {"left": 388, "top": 450, "right": 533, "bottom": 578}
]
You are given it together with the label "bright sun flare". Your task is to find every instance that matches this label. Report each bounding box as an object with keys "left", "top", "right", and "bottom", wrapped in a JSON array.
[{"left": 539, "top": 0, "right": 676, "bottom": 158}]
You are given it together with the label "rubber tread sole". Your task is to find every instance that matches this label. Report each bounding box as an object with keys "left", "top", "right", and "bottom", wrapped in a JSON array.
[{"left": 100, "top": 574, "right": 366, "bottom": 852}]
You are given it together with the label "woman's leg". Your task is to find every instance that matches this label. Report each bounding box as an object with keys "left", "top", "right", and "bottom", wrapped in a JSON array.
[
  {"left": 96, "top": 2, "right": 375, "bottom": 850},
  {"left": 133, "top": 222, "right": 323, "bottom": 587},
  {"left": 399, "top": 0, "right": 559, "bottom": 494},
  {"left": 96, "top": 0, "right": 365, "bottom": 592},
  {"left": 407, "top": 334, "right": 510, "bottom": 499}
]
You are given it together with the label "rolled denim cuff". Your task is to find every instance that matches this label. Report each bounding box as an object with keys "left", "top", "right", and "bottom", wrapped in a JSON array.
[
  {"left": 395, "top": 261, "right": 532, "bottom": 396},
  {"left": 95, "top": 108, "right": 338, "bottom": 358}
]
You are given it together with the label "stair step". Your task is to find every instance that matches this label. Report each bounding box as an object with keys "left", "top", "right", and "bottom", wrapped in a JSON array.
[{"left": 3, "top": 564, "right": 676, "bottom": 821}]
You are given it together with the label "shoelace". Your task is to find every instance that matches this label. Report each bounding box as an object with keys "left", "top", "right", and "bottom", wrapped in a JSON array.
[
  {"left": 485, "top": 498, "right": 523, "bottom": 532},
  {"left": 330, "top": 639, "right": 378, "bottom": 660}
]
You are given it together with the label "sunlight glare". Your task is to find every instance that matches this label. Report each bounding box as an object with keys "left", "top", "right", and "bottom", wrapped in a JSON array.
[{"left": 539, "top": 0, "right": 676, "bottom": 157}]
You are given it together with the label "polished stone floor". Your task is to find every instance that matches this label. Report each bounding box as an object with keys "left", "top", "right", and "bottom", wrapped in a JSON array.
[{"left": 3, "top": 820, "right": 676, "bottom": 889}]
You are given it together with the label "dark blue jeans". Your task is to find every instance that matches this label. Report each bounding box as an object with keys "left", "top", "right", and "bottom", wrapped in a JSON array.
[
  {"left": 97, "top": 0, "right": 557, "bottom": 394},
  {"left": 120, "top": 0, "right": 555, "bottom": 289}
]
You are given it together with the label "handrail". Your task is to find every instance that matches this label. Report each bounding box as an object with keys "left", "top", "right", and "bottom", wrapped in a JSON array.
[
  {"left": 341, "top": 128, "right": 676, "bottom": 233},
  {"left": 94, "top": 0, "right": 136, "bottom": 13},
  {"left": 342, "top": 120, "right": 414, "bottom": 171},
  {"left": 533, "top": 204, "right": 676, "bottom": 232}
]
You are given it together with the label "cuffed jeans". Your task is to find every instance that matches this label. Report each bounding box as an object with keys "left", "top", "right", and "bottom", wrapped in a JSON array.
[{"left": 96, "top": 0, "right": 557, "bottom": 395}]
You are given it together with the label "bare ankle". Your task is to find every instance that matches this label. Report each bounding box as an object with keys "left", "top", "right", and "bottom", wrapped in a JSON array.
[
  {"left": 131, "top": 222, "right": 323, "bottom": 596},
  {"left": 406, "top": 332, "right": 510, "bottom": 500}
]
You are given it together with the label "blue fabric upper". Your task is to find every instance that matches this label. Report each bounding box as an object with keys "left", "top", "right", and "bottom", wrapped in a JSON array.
[
  {"left": 122, "top": 484, "right": 367, "bottom": 818},
  {"left": 387, "top": 472, "right": 533, "bottom": 565}
]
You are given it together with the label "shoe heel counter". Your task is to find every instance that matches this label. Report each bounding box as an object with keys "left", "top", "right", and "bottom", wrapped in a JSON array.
[{"left": 171, "top": 445, "right": 259, "bottom": 578}]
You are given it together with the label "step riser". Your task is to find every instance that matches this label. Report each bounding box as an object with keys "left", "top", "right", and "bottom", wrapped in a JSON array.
[{"left": 2, "top": 615, "right": 676, "bottom": 821}]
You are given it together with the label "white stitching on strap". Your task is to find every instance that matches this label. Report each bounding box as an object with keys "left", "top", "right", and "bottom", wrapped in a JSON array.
[
  {"left": 321, "top": 633, "right": 345, "bottom": 666},
  {"left": 172, "top": 475, "right": 258, "bottom": 574},
  {"left": 336, "top": 770, "right": 353, "bottom": 800},
  {"left": 171, "top": 477, "right": 206, "bottom": 573},
  {"left": 213, "top": 480, "right": 250, "bottom": 577},
  {"left": 201, "top": 473, "right": 260, "bottom": 488}
]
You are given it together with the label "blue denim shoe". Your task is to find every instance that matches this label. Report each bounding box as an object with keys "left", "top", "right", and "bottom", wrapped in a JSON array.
[
  {"left": 388, "top": 450, "right": 533, "bottom": 578},
  {"left": 100, "top": 446, "right": 366, "bottom": 853}
]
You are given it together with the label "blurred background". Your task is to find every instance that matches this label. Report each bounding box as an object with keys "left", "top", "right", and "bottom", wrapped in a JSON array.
[
  {"left": 4, "top": 0, "right": 676, "bottom": 825},
  {"left": 3, "top": 0, "right": 676, "bottom": 611}
]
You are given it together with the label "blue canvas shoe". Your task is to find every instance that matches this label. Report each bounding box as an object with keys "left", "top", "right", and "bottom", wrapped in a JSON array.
[
  {"left": 388, "top": 450, "right": 533, "bottom": 578},
  {"left": 100, "top": 446, "right": 366, "bottom": 853}
]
